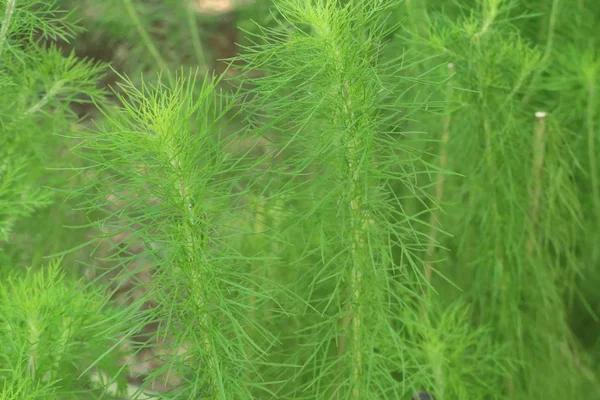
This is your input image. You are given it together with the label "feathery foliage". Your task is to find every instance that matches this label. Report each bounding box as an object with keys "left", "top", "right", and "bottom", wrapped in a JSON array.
[{"left": 1, "top": 0, "right": 599, "bottom": 399}]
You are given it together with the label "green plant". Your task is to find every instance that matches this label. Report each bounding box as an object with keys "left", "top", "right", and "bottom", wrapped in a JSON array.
[
  {"left": 0, "top": 260, "right": 130, "bottom": 399},
  {"left": 0, "top": 0, "right": 129, "bottom": 397},
  {"left": 2, "top": 0, "right": 600, "bottom": 399},
  {"left": 0, "top": 0, "right": 105, "bottom": 267}
]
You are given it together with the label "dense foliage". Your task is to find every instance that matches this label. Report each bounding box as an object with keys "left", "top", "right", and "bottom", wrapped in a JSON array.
[{"left": 1, "top": 0, "right": 599, "bottom": 399}]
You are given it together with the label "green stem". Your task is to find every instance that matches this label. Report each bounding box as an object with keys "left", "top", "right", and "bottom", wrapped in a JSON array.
[
  {"left": 423, "top": 62, "right": 455, "bottom": 294},
  {"left": 473, "top": 0, "right": 501, "bottom": 41},
  {"left": 527, "top": 111, "right": 547, "bottom": 255},
  {"left": 419, "top": 62, "right": 455, "bottom": 400},
  {"left": 6, "top": 80, "right": 65, "bottom": 132},
  {"left": 587, "top": 80, "right": 599, "bottom": 224},
  {"left": 336, "top": 80, "right": 366, "bottom": 399},
  {"left": 185, "top": 4, "right": 207, "bottom": 69},
  {"left": 522, "top": 0, "right": 560, "bottom": 104},
  {"left": 23, "top": 81, "right": 65, "bottom": 117},
  {"left": 170, "top": 151, "right": 224, "bottom": 399},
  {"left": 0, "top": 0, "right": 15, "bottom": 58},
  {"left": 315, "top": 19, "right": 368, "bottom": 398},
  {"left": 122, "top": 0, "right": 169, "bottom": 73},
  {"left": 349, "top": 188, "right": 364, "bottom": 400}
]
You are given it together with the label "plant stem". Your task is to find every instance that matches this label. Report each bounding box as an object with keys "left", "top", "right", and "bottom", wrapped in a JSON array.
[
  {"left": 169, "top": 149, "right": 224, "bottom": 398},
  {"left": 423, "top": 62, "right": 455, "bottom": 295},
  {"left": 249, "top": 196, "right": 265, "bottom": 324},
  {"left": 185, "top": 4, "right": 207, "bottom": 69},
  {"left": 481, "top": 98, "right": 508, "bottom": 312},
  {"left": 247, "top": 194, "right": 266, "bottom": 356},
  {"left": 585, "top": 72, "right": 600, "bottom": 265},
  {"left": 334, "top": 79, "right": 366, "bottom": 399},
  {"left": 0, "top": 0, "right": 15, "bottom": 58},
  {"left": 473, "top": 0, "right": 501, "bottom": 41},
  {"left": 27, "top": 317, "right": 39, "bottom": 380},
  {"left": 481, "top": 104, "right": 512, "bottom": 397},
  {"left": 313, "top": 17, "right": 369, "bottom": 397},
  {"left": 418, "top": 62, "right": 455, "bottom": 400},
  {"left": 586, "top": 80, "right": 599, "bottom": 225},
  {"left": 345, "top": 81, "right": 362, "bottom": 399},
  {"left": 6, "top": 80, "right": 65, "bottom": 131},
  {"left": 349, "top": 196, "right": 364, "bottom": 400},
  {"left": 122, "top": 0, "right": 169, "bottom": 73},
  {"left": 522, "top": 0, "right": 560, "bottom": 104},
  {"left": 23, "top": 81, "right": 65, "bottom": 117},
  {"left": 527, "top": 111, "right": 547, "bottom": 255}
]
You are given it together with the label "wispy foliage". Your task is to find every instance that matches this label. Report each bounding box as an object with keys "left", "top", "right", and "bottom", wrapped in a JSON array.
[
  {"left": 68, "top": 70, "right": 288, "bottom": 399},
  {"left": 2, "top": 0, "right": 600, "bottom": 399},
  {"left": 0, "top": 260, "right": 130, "bottom": 398},
  {"left": 0, "top": 0, "right": 105, "bottom": 253}
]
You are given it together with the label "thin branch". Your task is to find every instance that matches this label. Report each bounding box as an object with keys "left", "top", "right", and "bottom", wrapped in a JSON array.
[
  {"left": 526, "top": 111, "right": 548, "bottom": 255},
  {"left": 0, "top": 0, "right": 15, "bottom": 58},
  {"left": 122, "top": 0, "right": 169, "bottom": 73}
]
